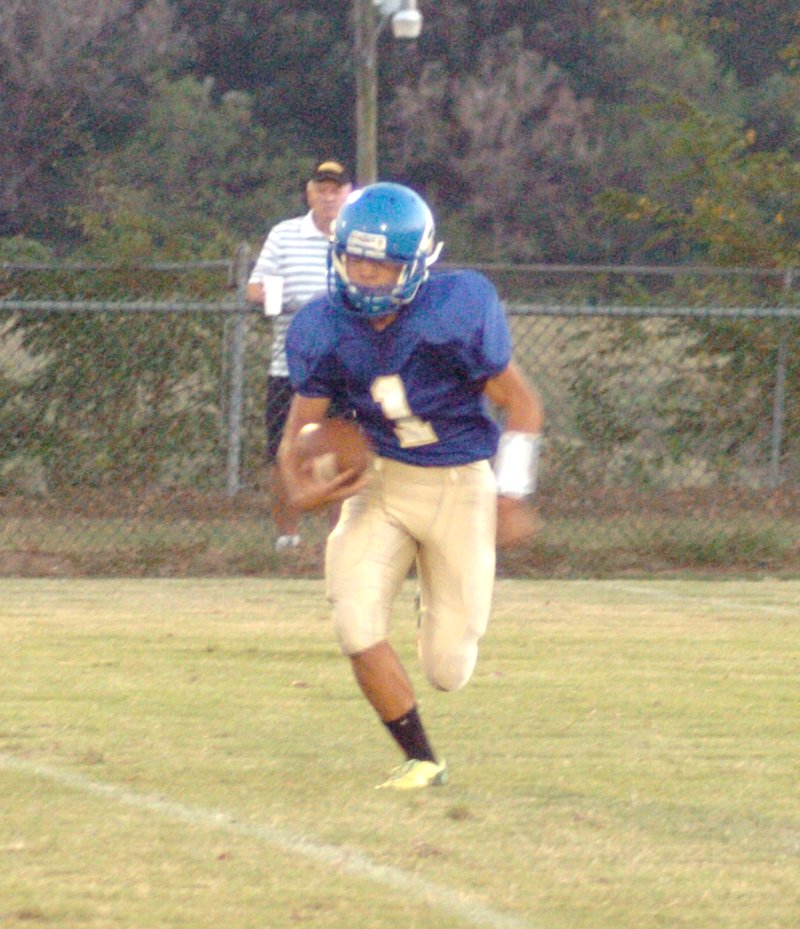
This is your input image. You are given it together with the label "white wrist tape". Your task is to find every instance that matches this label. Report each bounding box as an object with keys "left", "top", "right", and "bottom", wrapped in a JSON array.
[{"left": 494, "top": 432, "right": 541, "bottom": 498}]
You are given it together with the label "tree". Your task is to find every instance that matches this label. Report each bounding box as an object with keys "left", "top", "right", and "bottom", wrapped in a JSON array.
[
  {"left": 386, "top": 30, "right": 597, "bottom": 261},
  {"left": 0, "top": 0, "right": 188, "bottom": 239},
  {"left": 74, "top": 76, "right": 305, "bottom": 253},
  {"left": 746, "top": 73, "right": 800, "bottom": 156},
  {"left": 588, "top": 15, "right": 745, "bottom": 262},
  {"left": 600, "top": 103, "right": 800, "bottom": 267},
  {"left": 706, "top": 0, "right": 799, "bottom": 87},
  {"left": 598, "top": 0, "right": 800, "bottom": 86},
  {"left": 171, "top": 0, "right": 354, "bottom": 159}
]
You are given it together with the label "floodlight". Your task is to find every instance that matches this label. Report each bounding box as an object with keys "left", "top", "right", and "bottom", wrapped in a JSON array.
[{"left": 392, "top": 1, "right": 422, "bottom": 39}]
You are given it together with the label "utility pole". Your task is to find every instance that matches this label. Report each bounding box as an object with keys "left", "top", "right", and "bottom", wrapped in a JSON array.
[
  {"left": 353, "top": 0, "right": 423, "bottom": 186},
  {"left": 354, "top": 0, "right": 379, "bottom": 185}
]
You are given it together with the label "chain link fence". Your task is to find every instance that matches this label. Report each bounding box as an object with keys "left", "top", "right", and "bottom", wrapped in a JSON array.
[{"left": 1, "top": 254, "right": 798, "bottom": 577}]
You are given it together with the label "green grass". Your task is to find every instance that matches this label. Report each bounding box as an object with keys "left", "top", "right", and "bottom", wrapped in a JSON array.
[{"left": 1, "top": 578, "right": 799, "bottom": 928}]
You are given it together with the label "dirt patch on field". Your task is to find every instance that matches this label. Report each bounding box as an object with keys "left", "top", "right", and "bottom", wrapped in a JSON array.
[
  {"left": 2, "top": 485, "right": 799, "bottom": 578},
  {"left": 0, "top": 549, "right": 72, "bottom": 576}
]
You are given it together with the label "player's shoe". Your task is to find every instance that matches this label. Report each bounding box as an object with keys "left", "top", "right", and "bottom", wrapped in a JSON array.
[{"left": 375, "top": 758, "right": 448, "bottom": 791}]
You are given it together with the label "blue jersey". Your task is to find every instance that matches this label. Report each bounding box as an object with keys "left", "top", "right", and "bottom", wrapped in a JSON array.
[{"left": 285, "top": 269, "right": 511, "bottom": 466}]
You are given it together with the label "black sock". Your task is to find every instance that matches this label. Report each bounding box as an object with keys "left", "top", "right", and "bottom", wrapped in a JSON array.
[{"left": 383, "top": 706, "right": 437, "bottom": 763}]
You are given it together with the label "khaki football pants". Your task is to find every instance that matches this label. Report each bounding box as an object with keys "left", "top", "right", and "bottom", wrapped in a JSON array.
[{"left": 326, "top": 456, "right": 497, "bottom": 692}]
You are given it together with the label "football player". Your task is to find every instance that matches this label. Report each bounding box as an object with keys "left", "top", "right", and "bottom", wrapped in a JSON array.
[{"left": 278, "top": 182, "right": 543, "bottom": 790}]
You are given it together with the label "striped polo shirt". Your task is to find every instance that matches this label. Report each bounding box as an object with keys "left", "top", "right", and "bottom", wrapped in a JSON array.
[{"left": 248, "top": 210, "right": 330, "bottom": 377}]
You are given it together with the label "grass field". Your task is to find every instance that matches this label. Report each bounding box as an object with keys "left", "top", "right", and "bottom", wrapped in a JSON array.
[{"left": 1, "top": 578, "right": 798, "bottom": 929}]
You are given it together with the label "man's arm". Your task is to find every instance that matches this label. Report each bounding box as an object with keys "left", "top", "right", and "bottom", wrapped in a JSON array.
[
  {"left": 246, "top": 281, "right": 265, "bottom": 304},
  {"left": 246, "top": 233, "right": 279, "bottom": 305},
  {"left": 277, "top": 394, "right": 369, "bottom": 512}
]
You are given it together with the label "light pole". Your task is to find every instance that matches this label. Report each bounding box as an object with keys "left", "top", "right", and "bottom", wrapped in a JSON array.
[{"left": 354, "top": 0, "right": 422, "bottom": 186}]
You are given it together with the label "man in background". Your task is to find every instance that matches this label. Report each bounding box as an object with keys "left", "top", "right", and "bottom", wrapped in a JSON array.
[{"left": 247, "top": 161, "right": 352, "bottom": 552}]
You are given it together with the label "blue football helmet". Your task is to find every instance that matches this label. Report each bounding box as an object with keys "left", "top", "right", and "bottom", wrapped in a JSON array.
[{"left": 329, "top": 182, "right": 443, "bottom": 318}]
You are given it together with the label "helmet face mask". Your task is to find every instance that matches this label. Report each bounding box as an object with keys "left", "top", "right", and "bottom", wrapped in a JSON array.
[{"left": 328, "top": 182, "right": 443, "bottom": 318}]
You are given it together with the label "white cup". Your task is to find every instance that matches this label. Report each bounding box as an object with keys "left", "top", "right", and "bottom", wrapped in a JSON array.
[{"left": 263, "top": 274, "right": 284, "bottom": 316}]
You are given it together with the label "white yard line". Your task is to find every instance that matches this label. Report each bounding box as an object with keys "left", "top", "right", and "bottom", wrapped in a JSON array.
[
  {"left": 605, "top": 581, "right": 799, "bottom": 616},
  {"left": 1, "top": 752, "right": 538, "bottom": 929}
]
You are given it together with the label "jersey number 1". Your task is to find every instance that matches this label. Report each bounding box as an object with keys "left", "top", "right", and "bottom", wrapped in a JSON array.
[{"left": 371, "top": 375, "right": 438, "bottom": 448}]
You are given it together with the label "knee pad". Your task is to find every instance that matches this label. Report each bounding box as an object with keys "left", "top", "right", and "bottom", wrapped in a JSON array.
[
  {"left": 421, "top": 641, "right": 478, "bottom": 692},
  {"left": 331, "top": 597, "right": 388, "bottom": 656}
]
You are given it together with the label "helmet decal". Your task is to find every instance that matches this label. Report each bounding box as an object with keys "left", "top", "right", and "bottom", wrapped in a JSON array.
[{"left": 346, "top": 229, "right": 388, "bottom": 259}]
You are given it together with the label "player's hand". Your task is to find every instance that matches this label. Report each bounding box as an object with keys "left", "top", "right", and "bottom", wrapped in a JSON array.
[
  {"left": 285, "top": 464, "right": 369, "bottom": 513},
  {"left": 496, "top": 495, "right": 539, "bottom": 548}
]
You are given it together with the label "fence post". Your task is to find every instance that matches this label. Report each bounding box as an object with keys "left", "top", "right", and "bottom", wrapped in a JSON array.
[
  {"left": 226, "top": 244, "right": 251, "bottom": 496},
  {"left": 769, "top": 268, "right": 793, "bottom": 489}
]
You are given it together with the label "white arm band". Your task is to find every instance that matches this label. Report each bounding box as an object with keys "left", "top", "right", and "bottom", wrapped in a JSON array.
[{"left": 494, "top": 432, "right": 541, "bottom": 499}]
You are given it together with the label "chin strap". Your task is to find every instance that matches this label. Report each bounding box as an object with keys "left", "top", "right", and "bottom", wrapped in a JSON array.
[{"left": 425, "top": 240, "right": 444, "bottom": 267}]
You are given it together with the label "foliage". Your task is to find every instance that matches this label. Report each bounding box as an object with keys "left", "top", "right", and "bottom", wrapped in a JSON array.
[
  {"left": 73, "top": 76, "right": 305, "bottom": 254},
  {"left": 745, "top": 72, "right": 800, "bottom": 155},
  {"left": 0, "top": 0, "right": 188, "bottom": 240},
  {"left": 387, "top": 29, "right": 598, "bottom": 261},
  {"left": 552, "top": 303, "right": 800, "bottom": 494},
  {"left": 0, "top": 212, "right": 240, "bottom": 496},
  {"left": 0, "top": 68, "right": 305, "bottom": 496},
  {"left": 587, "top": 16, "right": 744, "bottom": 262},
  {"left": 599, "top": 103, "right": 800, "bottom": 267},
  {"left": 601, "top": 0, "right": 800, "bottom": 86},
  {"left": 602, "top": 14, "right": 743, "bottom": 118},
  {"left": 3, "top": 0, "right": 800, "bottom": 502},
  {"left": 0, "top": 308, "right": 228, "bottom": 492},
  {"left": 0, "top": 237, "right": 54, "bottom": 264},
  {"left": 704, "top": 0, "right": 800, "bottom": 87},
  {"left": 0, "top": 70, "right": 306, "bottom": 496},
  {"left": 2, "top": 0, "right": 797, "bottom": 266},
  {"left": 171, "top": 0, "right": 354, "bottom": 157}
]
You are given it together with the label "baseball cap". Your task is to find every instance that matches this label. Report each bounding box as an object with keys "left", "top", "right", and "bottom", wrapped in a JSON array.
[{"left": 310, "top": 160, "right": 351, "bottom": 185}]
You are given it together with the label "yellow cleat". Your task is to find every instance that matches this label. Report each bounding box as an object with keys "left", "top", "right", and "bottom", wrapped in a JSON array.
[{"left": 376, "top": 758, "right": 448, "bottom": 791}]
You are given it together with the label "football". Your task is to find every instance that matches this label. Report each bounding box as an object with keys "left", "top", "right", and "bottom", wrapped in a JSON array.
[{"left": 295, "top": 418, "right": 373, "bottom": 483}]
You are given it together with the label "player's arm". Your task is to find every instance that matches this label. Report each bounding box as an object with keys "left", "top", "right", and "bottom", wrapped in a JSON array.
[
  {"left": 277, "top": 394, "right": 369, "bottom": 512},
  {"left": 484, "top": 359, "right": 543, "bottom": 434},
  {"left": 484, "top": 360, "right": 544, "bottom": 547}
]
